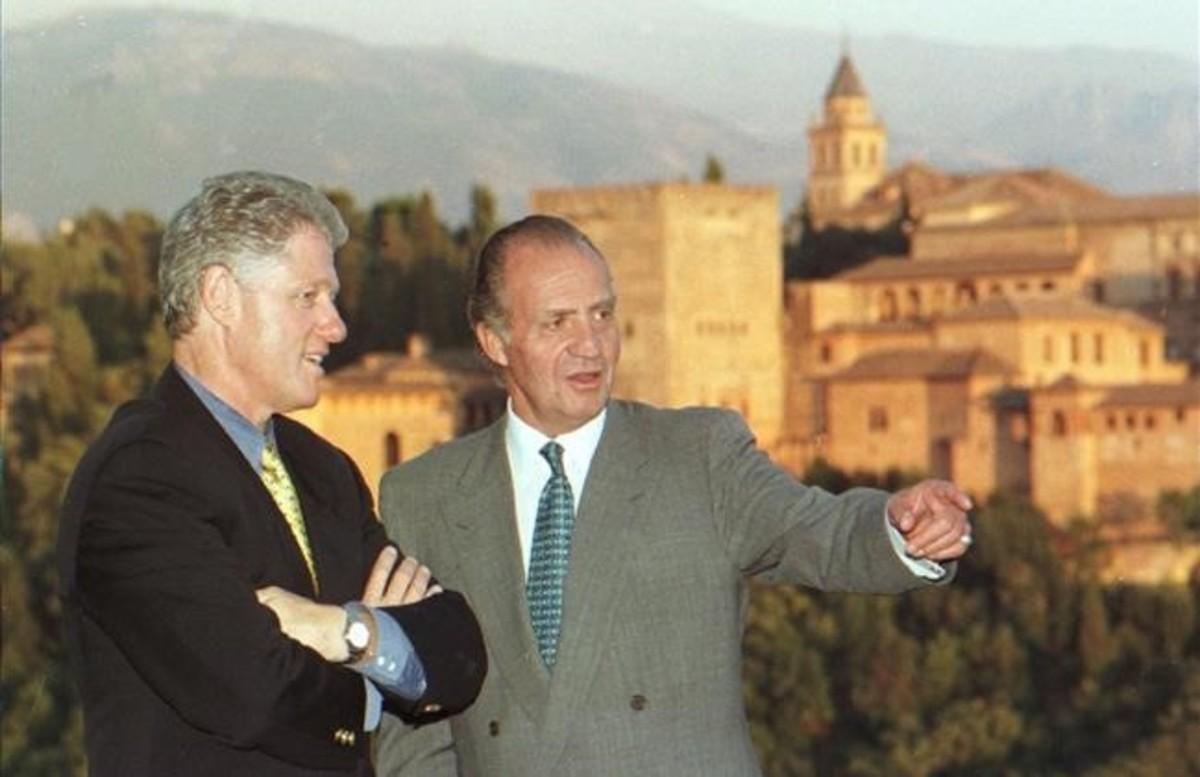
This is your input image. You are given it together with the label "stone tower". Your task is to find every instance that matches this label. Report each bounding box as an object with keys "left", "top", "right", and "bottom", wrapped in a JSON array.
[
  {"left": 806, "top": 52, "right": 887, "bottom": 225},
  {"left": 531, "top": 183, "right": 785, "bottom": 448}
]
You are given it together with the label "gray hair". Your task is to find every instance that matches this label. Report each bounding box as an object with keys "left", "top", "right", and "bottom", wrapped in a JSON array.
[
  {"left": 159, "top": 170, "right": 348, "bottom": 338},
  {"left": 467, "top": 214, "right": 604, "bottom": 338}
]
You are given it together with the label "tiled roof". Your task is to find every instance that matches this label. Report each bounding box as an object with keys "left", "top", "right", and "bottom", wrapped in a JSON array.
[
  {"left": 1095, "top": 381, "right": 1200, "bottom": 409},
  {"left": 323, "top": 348, "right": 493, "bottom": 392},
  {"left": 838, "top": 252, "right": 1080, "bottom": 281},
  {"left": 825, "top": 54, "right": 867, "bottom": 100},
  {"left": 832, "top": 347, "right": 1015, "bottom": 381},
  {"left": 918, "top": 168, "right": 1110, "bottom": 212},
  {"left": 837, "top": 162, "right": 960, "bottom": 217},
  {"left": 843, "top": 165, "right": 1111, "bottom": 221},
  {"left": 961, "top": 193, "right": 1200, "bottom": 229},
  {"left": 820, "top": 319, "right": 932, "bottom": 335},
  {"left": 942, "top": 296, "right": 1159, "bottom": 327}
]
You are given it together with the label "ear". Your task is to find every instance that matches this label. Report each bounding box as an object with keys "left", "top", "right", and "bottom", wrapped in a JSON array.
[
  {"left": 198, "top": 264, "right": 240, "bottom": 329},
  {"left": 475, "top": 322, "right": 510, "bottom": 368}
]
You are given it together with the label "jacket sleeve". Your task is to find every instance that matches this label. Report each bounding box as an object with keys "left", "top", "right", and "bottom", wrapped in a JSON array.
[{"left": 702, "top": 409, "right": 940, "bottom": 593}]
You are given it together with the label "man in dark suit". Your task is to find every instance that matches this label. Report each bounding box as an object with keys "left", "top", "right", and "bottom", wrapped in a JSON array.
[
  {"left": 58, "top": 171, "right": 486, "bottom": 777},
  {"left": 375, "top": 215, "right": 975, "bottom": 776}
]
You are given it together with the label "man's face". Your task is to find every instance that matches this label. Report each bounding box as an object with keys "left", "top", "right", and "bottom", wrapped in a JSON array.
[
  {"left": 478, "top": 240, "right": 620, "bottom": 437},
  {"left": 226, "top": 226, "right": 347, "bottom": 425}
]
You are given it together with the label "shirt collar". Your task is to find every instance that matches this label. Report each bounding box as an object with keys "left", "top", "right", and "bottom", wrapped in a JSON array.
[
  {"left": 175, "top": 362, "right": 274, "bottom": 472},
  {"left": 505, "top": 400, "right": 607, "bottom": 480}
]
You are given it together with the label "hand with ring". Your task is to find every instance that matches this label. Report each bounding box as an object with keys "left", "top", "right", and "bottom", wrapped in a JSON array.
[{"left": 886, "top": 479, "right": 975, "bottom": 561}]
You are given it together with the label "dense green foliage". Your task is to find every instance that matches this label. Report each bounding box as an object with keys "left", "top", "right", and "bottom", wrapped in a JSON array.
[
  {"left": 2, "top": 193, "right": 1196, "bottom": 775},
  {"left": 745, "top": 476, "right": 1200, "bottom": 776},
  {"left": 784, "top": 196, "right": 911, "bottom": 280}
]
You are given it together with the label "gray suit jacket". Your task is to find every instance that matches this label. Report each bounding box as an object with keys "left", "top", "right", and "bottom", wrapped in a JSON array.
[{"left": 375, "top": 401, "right": 941, "bottom": 776}]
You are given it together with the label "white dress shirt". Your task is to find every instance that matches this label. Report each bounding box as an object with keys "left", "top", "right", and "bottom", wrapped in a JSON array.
[{"left": 504, "top": 404, "right": 607, "bottom": 574}]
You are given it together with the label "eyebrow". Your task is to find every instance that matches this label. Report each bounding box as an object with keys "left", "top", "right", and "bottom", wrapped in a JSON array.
[{"left": 544, "top": 295, "right": 616, "bottom": 316}]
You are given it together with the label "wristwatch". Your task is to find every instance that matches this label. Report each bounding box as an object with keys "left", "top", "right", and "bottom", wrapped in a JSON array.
[{"left": 342, "top": 603, "right": 373, "bottom": 664}]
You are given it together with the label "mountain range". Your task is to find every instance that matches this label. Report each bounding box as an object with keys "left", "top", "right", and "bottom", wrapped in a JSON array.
[{"left": 2, "top": 7, "right": 1196, "bottom": 231}]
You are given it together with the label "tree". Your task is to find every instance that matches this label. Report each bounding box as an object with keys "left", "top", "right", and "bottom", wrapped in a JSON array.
[
  {"left": 784, "top": 193, "right": 909, "bottom": 280},
  {"left": 702, "top": 153, "right": 725, "bottom": 183},
  {"left": 1158, "top": 486, "right": 1200, "bottom": 535}
]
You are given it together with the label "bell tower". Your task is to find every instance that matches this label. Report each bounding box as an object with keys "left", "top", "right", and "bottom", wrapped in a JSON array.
[{"left": 806, "top": 52, "right": 887, "bottom": 225}]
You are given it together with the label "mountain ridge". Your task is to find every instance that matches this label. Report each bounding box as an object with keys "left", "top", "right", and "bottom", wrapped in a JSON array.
[{"left": 2, "top": 8, "right": 1195, "bottom": 230}]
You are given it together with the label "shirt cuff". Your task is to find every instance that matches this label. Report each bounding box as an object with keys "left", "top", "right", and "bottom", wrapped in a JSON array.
[
  {"left": 347, "top": 605, "right": 428, "bottom": 701},
  {"left": 883, "top": 509, "right": 946, "bottom": 580},
  {"left": 363, "top": 678, "right": 383, "bottom": 730}
]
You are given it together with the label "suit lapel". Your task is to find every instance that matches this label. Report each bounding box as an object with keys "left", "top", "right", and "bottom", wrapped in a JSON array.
[
  {"left": 443, "top": 421, "right": 552, "bottom": 722},
  {"left": 159, "top": 366, "right": 319, "bottom": 597},
  {"left": 275, "top": 425, "right": 343, "bottom": 601},
  {"left": 536, "top": 403, "right": 652, "bottom": 771}
]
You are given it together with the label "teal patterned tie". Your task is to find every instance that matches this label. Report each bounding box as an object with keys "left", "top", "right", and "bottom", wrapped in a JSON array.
[{"left": 526, "top": 442, "right": 575, "bottom": 667}]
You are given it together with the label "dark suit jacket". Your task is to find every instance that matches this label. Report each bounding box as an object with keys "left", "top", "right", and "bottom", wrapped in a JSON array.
[
  {"left": 58, "top": 365, "right": 486, "bottom": 777},
  {"left": 376, "top": 401, "right": 949, "bottom": 776}
]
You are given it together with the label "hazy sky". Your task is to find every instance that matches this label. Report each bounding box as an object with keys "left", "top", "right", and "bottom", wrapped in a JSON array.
[{"left": 5, "top": 0, "right": 1198, "bottom": 61}]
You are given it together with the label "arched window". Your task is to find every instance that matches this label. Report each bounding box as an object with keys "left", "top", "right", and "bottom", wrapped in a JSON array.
[
  {"left": 954, "top": 281, "right": 977, "bottom": 306},
  {"left": 906, "top": 287, "right": 922, "bottom": 319},
  {"left": 1051, "top": 411, "right": 1068, "bottom": 437},
  {"left": 879, "top": 289, "right": 899, "bottom": 322},
  {"left": 384, "top": 432, "right": 401, "bottom": 468}
]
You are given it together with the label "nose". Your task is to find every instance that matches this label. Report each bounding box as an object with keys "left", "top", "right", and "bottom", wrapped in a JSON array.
[
  {"left": 569, "top": 319, "right": 603, "bottom": 357},
  {"left": 319, "top": 299, "right": 348, "bottom": 344}
]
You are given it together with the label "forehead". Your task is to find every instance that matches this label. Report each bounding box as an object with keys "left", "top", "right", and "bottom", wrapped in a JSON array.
[
  {"left": 503, "top": 239, "right": 612, "bottom": 305},
  {"left": 275, "top": 227, "right": 337, "bottom": 277}
]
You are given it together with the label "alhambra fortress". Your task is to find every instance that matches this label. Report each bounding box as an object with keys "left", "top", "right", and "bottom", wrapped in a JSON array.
[
  {"left": 283, "top": 54, "right": 1200, "bottom": 580},
  {"left": 288, "top": 54, "right": 1200, "bottom": 581}
]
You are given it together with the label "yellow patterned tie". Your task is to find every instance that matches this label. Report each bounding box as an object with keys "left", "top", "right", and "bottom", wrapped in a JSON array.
[{"left": 260, "top": 442, "right": 319, "bottom": 590}]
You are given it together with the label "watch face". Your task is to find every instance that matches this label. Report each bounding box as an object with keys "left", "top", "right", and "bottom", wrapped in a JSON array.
[{"left": 348, "top": 620, "right": 370, "bottom": 650}]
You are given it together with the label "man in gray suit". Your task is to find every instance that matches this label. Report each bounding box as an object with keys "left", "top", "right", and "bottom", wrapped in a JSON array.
[{"left": 375, "top": 215, "right": 974, "bottom": 776}]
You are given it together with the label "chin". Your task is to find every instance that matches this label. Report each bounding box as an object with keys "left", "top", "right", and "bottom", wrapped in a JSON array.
[{"left": 287, "top": 387, "right": 322, "bottom": 412}]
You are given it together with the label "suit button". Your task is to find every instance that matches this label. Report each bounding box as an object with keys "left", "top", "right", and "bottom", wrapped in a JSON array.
[
  {"left": 334, "top": 728, "right": 356, "bottom": 747},
  {"left": 421, "top": 703, "right": 443, "bottom": 714},
  {"left": 630, "top": 694, "right": 647, "bottom": 711},
  {"left": 488, "top": 720, "right": 500, "bottom": 737}
]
